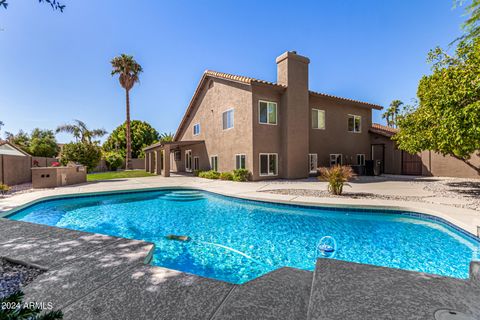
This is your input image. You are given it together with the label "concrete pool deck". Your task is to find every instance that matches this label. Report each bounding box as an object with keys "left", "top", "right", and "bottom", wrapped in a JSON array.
[{"left": 1, "top": 175, "right": 480, "bottom": 319}]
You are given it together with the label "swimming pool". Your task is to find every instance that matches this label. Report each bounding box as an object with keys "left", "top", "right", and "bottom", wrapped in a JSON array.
[{"left": 5, "top": 189, "right": 480, "bottom": 284}]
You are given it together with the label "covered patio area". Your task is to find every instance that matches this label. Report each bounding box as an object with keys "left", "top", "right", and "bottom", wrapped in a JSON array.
[{"left": 143, "top": 140, "right": 206, "bottom": 177}]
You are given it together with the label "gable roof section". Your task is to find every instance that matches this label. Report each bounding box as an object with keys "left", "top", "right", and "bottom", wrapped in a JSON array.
[
  {"left": 369, "top": 123, "right": 399, "bottom": 137},
  {"left": 0, "top": 141, "right": 30, "bottom": 156},
  {"left": 173, "top": 70, "right": 383, "bottom": 141}
]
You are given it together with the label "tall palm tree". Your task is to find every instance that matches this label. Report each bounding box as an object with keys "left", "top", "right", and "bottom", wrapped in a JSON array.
[
  {"left": 56, "top": 119, "right": 107, "bottom": 144},
  {"left": 111, "top": 54, "right": 143, "bottom": 170},
  {"left": 389, "top": 100, "right": 403, "bottom": 128}
]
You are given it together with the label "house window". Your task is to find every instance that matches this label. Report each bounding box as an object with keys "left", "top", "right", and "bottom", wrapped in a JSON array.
[
  {"left": 348, "top": 115, "right": 361, "bottom": 133},
  {"left": 330, "top": 154, "right": 343, "bottom": 166},
  {"left": 193, "top": 156, "right": 200, "bottom": 170},
  {"left": 259, "top": 101, "right": 277, "bottom": 125},
  {"left": 235, "top": 154, "right": 246, "bottom": 169},
  {"left": 308, "top": 154, "right": 318, "bottom": 173},
  {"left": 259, "top": 153, "right": 278, "bottom": 176},
  {"left": 222, "top": 109, "right": 234, "bottom": 130},
  {"left": 210, "top": 155, "right": 218, "bottom": 171},
  {"left": 356, "top": 154, "right": 365, "bottom": 166},
  {"left": 193, "top": 123, "right": 200, "bottom": 136},
  {"left": 312, "top": 109, "right": 325, "bottom": 129},
  {"left": 174, "top": 151, "right": 181, "bottom": 161}
]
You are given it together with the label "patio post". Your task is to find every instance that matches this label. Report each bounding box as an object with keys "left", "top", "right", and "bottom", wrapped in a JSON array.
[
  {"left": 145, "top": 152, "right": 150, "bottom": 173},
  {"left": 149, "top": 151, "right": 155, "bottom": 173},
  {"left": 163, "top": 145, "right": 170, "bottom": 177},
  {"left": 155, "top": 149, "right": 162, "bottom": 175}
]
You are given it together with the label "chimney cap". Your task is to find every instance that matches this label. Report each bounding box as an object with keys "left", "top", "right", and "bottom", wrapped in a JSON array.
[{"left": 276, "top": 51, "right": 310, "bottom": 64}]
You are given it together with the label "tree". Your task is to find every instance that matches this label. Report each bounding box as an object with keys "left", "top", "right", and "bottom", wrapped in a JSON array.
[
  {"left": 0, "top": 0, "right": 65, "bottom": 11},
  {"left": 382, "top": 100, "right": 403, "bottom": 128},
  {"left": 103, "top": 120, "right": 159, "bottom": 159},
  {"left": 455, "top": 0, "right": 480, "bottom": 42},
  {"left": 111, "top": 54, "right": 143, "bottom": 170},
  {"left": 61, "top": 142, "right": 102, "bottom": 172},
  {"left": 5, "top": 130, "right": 30, "bottom": 153},
  {"left": 29, "top": 128, "right": 59, "bottom": 157},
  {"left": 394, "top": 39, "right": 480, "bottom": 174},
  {"left": 56, "top": 120, "right": 107, "bottom": 144},
  {"left": 0, "top": 121, "right": 4, "bottom": 136},
  {"left": 159, "top": 132, "right": 174, "bottom": 143}
]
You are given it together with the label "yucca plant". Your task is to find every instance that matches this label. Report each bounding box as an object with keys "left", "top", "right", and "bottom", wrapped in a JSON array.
[
  {"left": 318, "top": 165, "right": 353, "bottom": 195},
  {"left": 0, "top": 291, "right": 63, "bottom": 320}
]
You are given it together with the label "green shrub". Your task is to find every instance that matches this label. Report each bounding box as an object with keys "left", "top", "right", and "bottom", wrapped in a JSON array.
[
  {"left": 193, "top": 169, "right": 203, "bottom": 177},
  {"left": 318, "top": 165, "right": 353, "bottom": 195},
  {"left": 0, "top": 184, "right": 11, "bottom": 196},
  {"left": 233, "top": 169, "right": 251, "bottom": 182},
  {"left": 60, "top": 142, "right": 102, "bottom": 172},
  {"left": 104, "top": 151, "right": 124, "bottom": 171},
  {"left": 219, "top": 172, "right": 234, "bottom": 180},
  {"left": 198, "top": 170, "right": 220, "bottom": 179}
]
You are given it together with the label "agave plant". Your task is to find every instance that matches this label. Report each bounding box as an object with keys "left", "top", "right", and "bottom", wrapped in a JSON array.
[{"left": 318, "top": 165, "right": 353, "bottom": 195}]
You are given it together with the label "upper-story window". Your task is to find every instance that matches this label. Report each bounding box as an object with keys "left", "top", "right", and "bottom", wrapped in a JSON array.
[
  {"left": 312, "top": 109, "right": 325, "bottom": 129},
  {"left": 222, "top": 109, "right": 234, "bottom": 130},
  {"left": 259, "top": 101, "right": 277, "bottom": 125},
  {"left": 348, "top": 115, "right": 361, "bottom": 133},
  {"left": 193, "top": 123, "right": 200, "bottom": 136}
]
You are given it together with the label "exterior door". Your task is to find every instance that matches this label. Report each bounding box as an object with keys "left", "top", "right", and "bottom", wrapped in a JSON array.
[
  {"left": 193, "top": 156, "right": 199, "bottom": 171},
  {"left": 185, "top": 150, "right": 192, "bottom": 172},
  {"left": 402, "top": 151, "right": 422, "bottom": 175},
  {"left": 371, "top": 144, "right": 385, "bottom": 174}
]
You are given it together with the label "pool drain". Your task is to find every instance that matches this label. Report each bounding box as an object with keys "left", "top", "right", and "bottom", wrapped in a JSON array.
[{"left": 434, "top": 309, "right": 475, "bottom": 320}]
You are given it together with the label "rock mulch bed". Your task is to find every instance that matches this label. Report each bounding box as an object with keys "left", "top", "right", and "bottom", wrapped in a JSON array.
[{"left": 0, "top": 258, "right": 44, "bottom": 299}]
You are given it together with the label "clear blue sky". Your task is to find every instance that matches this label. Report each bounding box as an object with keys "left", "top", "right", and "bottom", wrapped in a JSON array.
[{"left": 0, "top": 0, "right": 466, "bottom": 143}]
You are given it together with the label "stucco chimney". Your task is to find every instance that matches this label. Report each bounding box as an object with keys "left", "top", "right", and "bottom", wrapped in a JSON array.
[{"left": 276, "top": 51, "right": 310, "bottom": 179}]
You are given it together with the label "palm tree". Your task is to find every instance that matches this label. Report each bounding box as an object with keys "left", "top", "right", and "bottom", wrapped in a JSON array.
[
  {"left": 111, "top": 54, "right": 143, "bottom": 170},
  {"left": 382, "top": 100, "right": 403, "bottom": 128},
  {"left": 56, "top": 120, "right": 107, "bottom": 144},
  {"left": 159, "top": 132, "right": 174, "bottom": 143}
]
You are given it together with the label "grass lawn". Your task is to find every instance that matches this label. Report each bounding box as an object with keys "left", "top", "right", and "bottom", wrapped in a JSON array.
[{"left": 87, "top": 170, "right": 155, "bottom": 181}]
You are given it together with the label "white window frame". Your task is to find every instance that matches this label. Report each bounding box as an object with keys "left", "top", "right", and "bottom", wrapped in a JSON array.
[
  {"left": 348, "top": 114, "right": 362, "bottom": 133},
  {"left": 259, "top": 153, "right": 278, "bottom": 176},
  {"left": 210, "top": 155, "right": 218, "bottom": 171},
  {"left": 185, "top": 150, "right": 192, "bottom": 172},
  {"left": 235, "top": 154, "right": 246, "bottom": 170},
  {"left": 356, "top": 154, "right": 366, "bottom": 166},
  {"left": 193, "top": 123, "right": 200, "bottom": 136},
  {"left": 222, "top": 109, "right": 234, "bottom": 130},
  {"left": 311, "top": 109, "right": 326, "bottom": 130},
  {"left": 329, "top": 154, "right": 343, "bottom": 166},
  {"left": 308, "top": 153, "right": 318, "bottom": 173},
  {"left": 193, "top": 156, "right": 200, "bottom": 170},
  {"left": 258, "top": 100, "right": 278, "bottom": 125}
]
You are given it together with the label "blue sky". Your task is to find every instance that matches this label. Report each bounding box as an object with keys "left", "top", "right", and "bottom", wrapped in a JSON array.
[{"left": 0, "top": 0, "right": 467, "bottom": 143}]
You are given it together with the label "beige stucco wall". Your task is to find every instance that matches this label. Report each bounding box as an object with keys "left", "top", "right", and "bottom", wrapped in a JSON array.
[
  {"left": 0, "top": 155, "right": 32, "bottom": 186},
  {"left": 421, "top": 151, "right": 480, "bottom": 179},
  {"left": 369, "top": 133, "right": 402, "bottom": 174},
  {"left": 309, "top": 95, "right": 373, "bottom": 168},
  {"left": 177, "top": 78, "right": 253, "bottom": 173},
  {"left": 32, "top": 166, "right": 86, "bottom": 188}
]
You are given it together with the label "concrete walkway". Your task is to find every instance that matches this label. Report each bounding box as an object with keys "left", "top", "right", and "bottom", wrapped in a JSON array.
[{"left": 1, "top": 174, "right": 479, "bottom": 235}]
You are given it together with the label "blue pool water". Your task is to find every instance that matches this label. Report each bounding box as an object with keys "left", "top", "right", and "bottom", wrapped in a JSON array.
[{"left": 6, "top": 189, "right": 480, "bottom": 284}]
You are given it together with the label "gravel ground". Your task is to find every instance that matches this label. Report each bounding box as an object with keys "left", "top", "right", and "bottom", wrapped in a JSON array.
[
  {"left": 0, "top": 258, "right": 44, "bottom": 299},
  {"left": 0, "top": 183, "right": 44, "bottom": 199},
  {"left": 262, "top": 176, "right": 480, "bottom": 212}
]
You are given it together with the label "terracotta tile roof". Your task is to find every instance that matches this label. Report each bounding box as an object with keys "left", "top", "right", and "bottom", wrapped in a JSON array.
[
  {"left": 309, "top": 90, "right": 383, "bottom": 110},
  {"left": 204, "top": 70, "right": 285, "bottom": 88},
  {"left": 370, "top": 123, "right": 399, "bottom": 137}
]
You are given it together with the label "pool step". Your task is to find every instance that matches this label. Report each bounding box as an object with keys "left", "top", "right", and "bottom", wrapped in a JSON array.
[{"left": 163, "top": 190, "right": 205, "bottom": 202}]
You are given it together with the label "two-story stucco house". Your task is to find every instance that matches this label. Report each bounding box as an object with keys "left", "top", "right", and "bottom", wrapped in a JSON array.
[{"left": 144, "top": 51, "right": 383, "bottom": 181}]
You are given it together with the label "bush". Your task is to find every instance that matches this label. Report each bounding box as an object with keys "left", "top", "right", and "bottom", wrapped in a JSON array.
[
  {"left": 318, "top": 165, "right": 353, "bottom": 195},
  {"left": 198, "top": 170, "right": 220, "bottom": 179},
  {"left": 0, "top": 184, "right": 11, "bottom": 196},
  {"left": 104, "top": 151, "right": 124, "bottom": 171},
  {"left": 51, "top": 161, "right": 61, "bottom": 167},
  {"left": 193, "top": 169, "right": 203, "bottom": 177},
  {"left": 60, "top": 142, "right": 102, "bottom": 172},
  {"left": 219, "top": 172, "right": 234, "bottom": 180},
  {"left": 233, "top": 169, "right": 251, "bottom": 182}
]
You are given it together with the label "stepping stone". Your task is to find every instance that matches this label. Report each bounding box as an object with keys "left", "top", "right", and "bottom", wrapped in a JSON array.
[
  {"left": 62, "top": 264, "right": 234, "bottom": 320},
  {"left": 212, "top": 267, "right": 313, "bottom": 320}
]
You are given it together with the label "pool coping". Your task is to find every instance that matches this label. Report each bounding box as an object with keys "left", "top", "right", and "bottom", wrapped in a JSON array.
[{"left": 2, "top": 185, "right": 479, "bottom": 243}]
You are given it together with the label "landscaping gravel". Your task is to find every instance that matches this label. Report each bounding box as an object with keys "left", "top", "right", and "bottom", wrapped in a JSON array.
[{"left": 0, "top": 258, "right": 44, "bottom": 299}]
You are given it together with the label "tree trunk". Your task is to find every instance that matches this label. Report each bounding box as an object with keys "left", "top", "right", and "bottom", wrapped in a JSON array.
[{"left": 125, "top": 89, "right": 132, "bottom": 170}]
